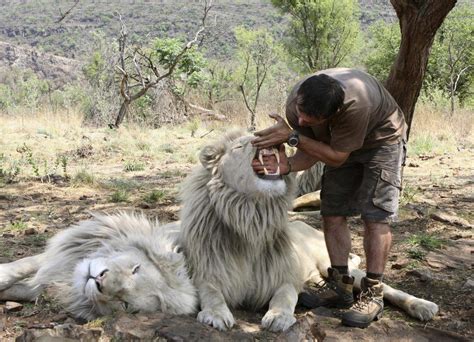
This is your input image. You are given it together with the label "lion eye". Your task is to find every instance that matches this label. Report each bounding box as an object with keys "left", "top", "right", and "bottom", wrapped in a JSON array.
[
  {"left": 232, "top": 144, "right": 243, "bottom": 150},
  {"left": 132, "top": 264, "right": 141, "bottom": 274}
]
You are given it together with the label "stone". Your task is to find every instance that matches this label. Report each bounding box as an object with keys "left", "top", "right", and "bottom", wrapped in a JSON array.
[
  {"left": 430, "top": 211, "right": 473, "bottom": 229},
  {"left": 462, "top": 279, "right": 474, "bottom": 290},
  {"left": 406, "top": 269, "right": 433, "bottom": 282},
  {"left": 5, "top": 301, "right": 23, "bottom": 312},
  {"left": 23, "top": 228, "right": 37, "bottom": 235},
  {"left": 17, "top": 323, "right": 102, "bottom": 342}
]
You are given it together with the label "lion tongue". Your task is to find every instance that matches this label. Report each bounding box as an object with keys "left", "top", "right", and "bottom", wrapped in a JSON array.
[{"left": 257, "top": 147, "right": 280, "bottom": 177}]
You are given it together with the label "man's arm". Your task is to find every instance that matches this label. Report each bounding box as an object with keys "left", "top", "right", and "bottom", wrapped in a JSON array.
[{"left": 295, "top": 134, "right": 350, "bottom": 168}]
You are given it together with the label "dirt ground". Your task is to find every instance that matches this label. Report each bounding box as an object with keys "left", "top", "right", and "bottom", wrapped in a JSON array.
[{"left": 0, "top": 123, "right": 472, "bottom": 340}]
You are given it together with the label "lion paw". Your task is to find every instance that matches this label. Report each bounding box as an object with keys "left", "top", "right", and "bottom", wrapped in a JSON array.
[
  {"left": 262, "top": 310, "right": 296, "bottom": 332},
  {"left": 197, "top": 308, "right": 235, "bottom": 331},
  {"left": 406, "top": 298, "right": 439, "bottom": 321}
]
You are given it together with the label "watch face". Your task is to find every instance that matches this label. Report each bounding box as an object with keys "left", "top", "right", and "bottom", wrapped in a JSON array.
[{"left": 288, "top": 134, "right": 299, "bottom": 147}]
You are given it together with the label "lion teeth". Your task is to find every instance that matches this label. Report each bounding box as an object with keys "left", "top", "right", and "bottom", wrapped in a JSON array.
[{"left": 258, "top": 147, "right": 280, "bottom": 176}]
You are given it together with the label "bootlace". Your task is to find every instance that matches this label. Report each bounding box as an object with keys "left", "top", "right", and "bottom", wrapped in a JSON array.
[
  {"left": 308, "top": 278, "right": 337, "bottom": 294},
  {"left": 352, "top": 287, "right": 376, "bottom": 312}
]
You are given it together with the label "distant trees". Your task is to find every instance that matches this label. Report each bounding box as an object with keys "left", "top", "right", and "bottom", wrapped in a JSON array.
[
  {"left": 365, "top": 3, "right": 472, "bottom": 115},
  {"left": 426, "top": 4, "right": 473, "bottom": 113},
  {"left": 270, "top": 0, "right": 361, "bottom": 72}
]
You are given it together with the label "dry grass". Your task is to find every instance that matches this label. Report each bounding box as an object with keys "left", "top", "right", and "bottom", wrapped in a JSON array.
[{"left": 409, "top": 104, "right": 473, "bottom": 155}]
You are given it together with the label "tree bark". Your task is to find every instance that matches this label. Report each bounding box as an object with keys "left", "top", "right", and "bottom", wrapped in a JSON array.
[
  {"left": 114, "top": 100, "right": 131, "bottom": 128},
  {"left": 386, "top": 0, "right": 457, "bottom": 140}
]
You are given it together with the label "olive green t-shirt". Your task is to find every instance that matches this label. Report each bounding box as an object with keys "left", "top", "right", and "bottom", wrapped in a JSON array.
[{"left": 286, "top": 68, "right": 407, "bottom": 152}]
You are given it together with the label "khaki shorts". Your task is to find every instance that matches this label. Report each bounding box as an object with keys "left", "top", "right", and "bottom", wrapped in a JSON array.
[{"left": 320, "top": 140, "right": 406, "bottom": 223}]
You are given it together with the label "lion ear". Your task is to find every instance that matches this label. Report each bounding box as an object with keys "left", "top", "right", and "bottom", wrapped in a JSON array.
[{"left": 199, "top": 145, "right": 225, "bottom": 170}]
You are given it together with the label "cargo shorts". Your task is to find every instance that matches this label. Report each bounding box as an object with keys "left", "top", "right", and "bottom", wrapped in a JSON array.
[{"left": 320, "top": 140, "right": 406, "bottom": 223}]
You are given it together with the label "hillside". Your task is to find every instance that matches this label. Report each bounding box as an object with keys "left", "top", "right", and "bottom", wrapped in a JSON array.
[
  {"left": 0, "top": 41, "right": 81, "bottom": 87},
  {"left": 0, "top": 0, "right": 396, "bottom": 62}
]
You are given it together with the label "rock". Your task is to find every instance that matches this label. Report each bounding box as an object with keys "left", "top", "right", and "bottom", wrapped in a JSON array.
[
  {"left": 278, "top": 312, "right": 325, "bottom": 341},
  {"left": 2, "top": 233, "right": 14, "bottom": 238},
  {"left": 16, "top": 323, "right": 102, "bottom": 342},
  {"left": 23, "top": 228, "right": 37, "bottom": 236},
  {"left": 406, "top": 269, "right": 433, "bottom": 282},
  {"left": 79, "top": 195, "right": 88, "bottom": 200},
  {"left": 51, "top": 312, "right": 69, "bottom": 323},
  {"left": 408, "top": 162, "right": 419, "bottom": 167},
  {"left": 430, "top": 211, "right": 473, "bottom": 229},
  {"left": 111, "top": 312, "right": 254, "bottom": 341},
  {"left": 462, "top": 279, "right": 474, "bottom": 290},
  {"left": 391, "top": 258, "right": 411, "bottom": 270},
  {"left": 5, "top": 301, "right": 23, "bottom": 312}
]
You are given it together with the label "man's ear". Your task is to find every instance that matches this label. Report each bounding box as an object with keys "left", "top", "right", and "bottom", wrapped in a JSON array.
[{"left": 199, "top": 144, "right": 225, "bottom": 170}]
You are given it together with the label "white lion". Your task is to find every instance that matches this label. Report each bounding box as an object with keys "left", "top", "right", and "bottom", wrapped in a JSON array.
[
  {"left": 0, "top": 213, "right": 198, "bottom": 320},
  {"left": 0, "top": 131, "right": 438, "bottom": 332},
  {"left": 179, "top": 131, "right": 438, "bottom": 332}
]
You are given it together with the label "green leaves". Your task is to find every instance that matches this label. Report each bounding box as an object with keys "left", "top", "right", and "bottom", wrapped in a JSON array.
[
  {"left": 271, "top": 0, "right": 362, "bottom": 72},
  {"left": 152, "top": 37, "right": 207, "bottom": 88}
]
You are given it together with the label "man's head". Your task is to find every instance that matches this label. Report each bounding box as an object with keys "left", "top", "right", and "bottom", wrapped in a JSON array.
[{"left": 296, "top": 74, "right": 344, "bottom": 124}]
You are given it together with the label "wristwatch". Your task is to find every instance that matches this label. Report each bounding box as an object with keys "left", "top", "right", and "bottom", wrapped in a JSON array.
[{"left": 287, "top": 130, "right": 300, "bottom": 147}]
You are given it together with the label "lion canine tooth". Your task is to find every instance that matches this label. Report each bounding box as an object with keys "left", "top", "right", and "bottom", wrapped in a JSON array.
[{"left": 258, "top": 147, "right": 280, "bottom": 176}]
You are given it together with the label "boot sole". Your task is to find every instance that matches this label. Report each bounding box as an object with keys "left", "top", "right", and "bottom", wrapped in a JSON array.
[
  {"left": 341, "top": 310, "right": 383, "bottom": 329},
  {"left": 299, "top": 294, "right": 353, "bottom": 309}
]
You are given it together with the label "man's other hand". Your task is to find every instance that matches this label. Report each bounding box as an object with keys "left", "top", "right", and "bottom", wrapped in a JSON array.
[{"left": 252, "top": 113, "right": 292, "bottom": 149}]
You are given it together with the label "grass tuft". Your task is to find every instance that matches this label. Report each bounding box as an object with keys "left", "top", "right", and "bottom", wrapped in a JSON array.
[
  {"left": 110, "top": 189, "right": 129, "bottom": 203},
  {"left": 142, "top": 189, "right": 167, "bottom": 204},
  {"left": 123, "top": 160, "right": 145, "bottom": 172}
]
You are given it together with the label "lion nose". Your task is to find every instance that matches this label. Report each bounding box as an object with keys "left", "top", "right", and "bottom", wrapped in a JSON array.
[{"left": 93, "top": 269, "right": 108, "bottom": 292}]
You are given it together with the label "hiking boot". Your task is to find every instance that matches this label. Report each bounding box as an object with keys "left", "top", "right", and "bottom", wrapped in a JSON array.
[
  {"left": 299, "top": 267, "right": 354, "bottom": 309},
  {"left": 341, "top": 277, "right": 384, "bottom": 328}
]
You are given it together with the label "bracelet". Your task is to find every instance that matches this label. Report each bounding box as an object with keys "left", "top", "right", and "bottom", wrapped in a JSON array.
[{"left": 282, "top": 160, "right": 292, "bottom": 175}]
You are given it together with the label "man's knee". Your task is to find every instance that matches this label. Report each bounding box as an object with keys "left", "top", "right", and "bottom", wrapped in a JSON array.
[
  {"left": 363, "top": 220, "right": 391, "bottom": 234},
  {"left": 323, "top": 216, "right": 347, "bottom": 231}
]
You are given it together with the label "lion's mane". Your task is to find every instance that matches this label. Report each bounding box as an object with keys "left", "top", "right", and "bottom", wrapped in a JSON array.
[
  {"left": 179, "top": 131, "right": 302, "bottom": 309},
  {"left": 29, "top": 213, "right": 196, "bottom": 320}
]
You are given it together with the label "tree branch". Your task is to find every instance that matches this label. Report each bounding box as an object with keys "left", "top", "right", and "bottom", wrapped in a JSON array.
[{"left": 56, "top": 0, "right": 79, "bottom": 23}]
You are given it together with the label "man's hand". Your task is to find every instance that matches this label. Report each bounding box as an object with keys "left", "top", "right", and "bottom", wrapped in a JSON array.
[
  {"left": 252, "top": 113, "right": 292, "bottom": 149},
  {"left": 252, "top": 144, "right": 290, "bottom": 175}
]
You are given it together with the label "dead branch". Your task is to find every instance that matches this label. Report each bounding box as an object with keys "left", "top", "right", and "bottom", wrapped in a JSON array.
[
  {"left": 56, "top": 0, "right": 80, "bottom": 23},
  {"left": 112, "top": 1, "right": 214, "bottom": 128}
]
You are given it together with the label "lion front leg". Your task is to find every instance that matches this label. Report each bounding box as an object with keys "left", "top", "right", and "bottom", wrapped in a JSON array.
[
  {"left": 0, "top": 254, "right": 45, "bottom": 291},
  {"left": 196, "top": 282, "right": 235, "bottom": 331},
  {"left": 261, "top": 283, "right": 298, "bottom": 332},
  {"left": 0, "top": 283, "right": 43, "bottom": 301}
]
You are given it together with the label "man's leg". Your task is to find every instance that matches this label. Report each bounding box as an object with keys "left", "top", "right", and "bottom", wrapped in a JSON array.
[
  {"left": 324, "top": 216, "right": 351, "bottom": 269},
  {"left": 364, "top": 221, "right": 392, "bottom": 276},
  {"left": 299, "top": 215, "right": 355, "bottom": 309},
  {"left": 341, "top": 221, "right": 393, "bottom": 328}
]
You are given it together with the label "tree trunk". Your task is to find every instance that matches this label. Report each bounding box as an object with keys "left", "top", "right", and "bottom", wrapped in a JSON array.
[
  {"left": 114, "top": 100, "right": 131, "bottom": 128},
  {"left": 386, "top": 0, "right": 457, "bottom": 140}
]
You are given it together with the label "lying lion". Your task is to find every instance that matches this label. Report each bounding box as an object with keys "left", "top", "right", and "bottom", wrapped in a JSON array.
[{"left": 0, "top": 132, "right": 438, "bottom": 332}]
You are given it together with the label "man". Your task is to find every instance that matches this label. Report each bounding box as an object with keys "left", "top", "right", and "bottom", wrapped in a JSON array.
[{"left": 251, "top": 68, "right": 406, "bottom": 328}]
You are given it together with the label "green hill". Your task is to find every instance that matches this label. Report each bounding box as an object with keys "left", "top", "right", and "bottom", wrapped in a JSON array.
[{"left": 0, "top": 0, "right": 396, "bottom": 61}]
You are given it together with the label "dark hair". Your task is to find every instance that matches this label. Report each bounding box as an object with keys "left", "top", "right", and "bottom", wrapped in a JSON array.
[{"left": 296, "top": 74, "right": 344, "bottom": 118}]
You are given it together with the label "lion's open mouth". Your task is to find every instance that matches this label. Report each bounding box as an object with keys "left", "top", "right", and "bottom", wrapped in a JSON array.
[{"left": 255, "top": 146, "right": 282, "bottom": 180}]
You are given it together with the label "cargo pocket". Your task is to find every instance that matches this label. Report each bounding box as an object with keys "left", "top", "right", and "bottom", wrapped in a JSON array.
[{"left": 373, "top": 169, "right": 402, "bottom": 213}]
